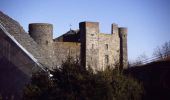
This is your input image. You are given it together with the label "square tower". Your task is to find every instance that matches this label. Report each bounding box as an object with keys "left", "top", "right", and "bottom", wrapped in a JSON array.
[{"left": 79, "top": 22, "right": 99, "bottom": 70}]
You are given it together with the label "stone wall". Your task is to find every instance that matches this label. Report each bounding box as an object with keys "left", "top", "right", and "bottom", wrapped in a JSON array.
[
  {"left": 53, "top": 42, "right": 80, "bottom": 67},
  {"left": 79, "top": 21, "right": 127, "bottom": 70},
  {"left": 98, "top": 33, "right": 116, "bottom": 70}
]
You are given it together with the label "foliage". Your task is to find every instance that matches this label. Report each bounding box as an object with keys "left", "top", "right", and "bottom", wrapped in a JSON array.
[
  {"left": 112, "top": 70, "right": 143, "bottom": 100},
  {"left": 23, "top": 57, "right": 143, "bottom": 100}
]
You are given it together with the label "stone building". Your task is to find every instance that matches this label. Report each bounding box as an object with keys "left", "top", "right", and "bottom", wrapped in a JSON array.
[
  {"left": 79, "top": 22, "right": 128, "bottom": 70},
  {"left": 27, "top": 22, "right": 128, "bottom": 70},
  {"left": 0, "top": 11, "right": 127, "bottom": 99}
]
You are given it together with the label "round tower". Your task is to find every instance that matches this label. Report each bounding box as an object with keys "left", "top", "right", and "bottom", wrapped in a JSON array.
[
  {"left": 29, "top": 23, "right": 53, "bottom": 46},
  {"left": 119, "top": 27, "right": 128, "bottom": 69},
  {"left": 29, "top": 23, "right": 54, "bottom": 67}
]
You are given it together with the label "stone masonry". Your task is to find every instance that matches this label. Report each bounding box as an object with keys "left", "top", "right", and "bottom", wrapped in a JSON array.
[
  {"left": 0, "top": 11, "right": 128, "bottom": 99},
  {"left": 27, "top": 21, "right": 128, "bottom": 70},
  {"left": 79, "top": 22, "right": 127, "bottom": 70},
  {"left": 0, "top": 11, "right": 128, "bottom": 70}
]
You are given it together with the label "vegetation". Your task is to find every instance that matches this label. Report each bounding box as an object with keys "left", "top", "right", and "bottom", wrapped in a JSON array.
[
  {"left": 153, "top": 41, "right": 170, "bottom": 59},
  {"left": 23, "top": 57, "right": 143, "bottom": 100},
  {"left": 129, "top": 53, "right": 148, "bottom": 66}
]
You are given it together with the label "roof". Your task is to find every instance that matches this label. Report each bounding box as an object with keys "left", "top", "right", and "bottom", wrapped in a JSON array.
[
  {"left": 0, "top": 11, "right": 53, "bottom": 69},
  {"left": 54, "top": 29, "right": 80, "bottom": 42},
  {"left": 0, "top": 23, "right": 46, "bottom": 72}
]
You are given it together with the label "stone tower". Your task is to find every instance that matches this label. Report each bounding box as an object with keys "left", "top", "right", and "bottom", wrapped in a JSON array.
[
  {"left": 79, "top": 22, "right": 99, "bottom": 70},
  {"left": 111, "top": 23, "right": 120, "bottom": 65},
  {"left": 79, "top": 21, "right": 128, "bottom": 70},
  {"left": 28, "top": 23, "right": 55, "bottom": 67},
  {"left": 119, "top": 27, "right": 128, "bottom": 69}
]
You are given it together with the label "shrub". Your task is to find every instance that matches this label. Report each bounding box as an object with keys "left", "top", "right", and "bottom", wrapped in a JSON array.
[{"left": 23, "top": 57, "right": 143, "bottom": 100}]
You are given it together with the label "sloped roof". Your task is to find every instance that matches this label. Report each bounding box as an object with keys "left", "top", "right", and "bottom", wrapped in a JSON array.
[
  {"left": 54, "top": 29, "right": 80, "bottom": 42},
  {"left": 0, "top": 11, "right": 53, "bottom": 69},
  {"left": 0, "top": 23, "right": 46, "bottom": 72}
]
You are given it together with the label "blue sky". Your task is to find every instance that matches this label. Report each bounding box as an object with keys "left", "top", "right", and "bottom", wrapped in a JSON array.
[{"left": 0, "top": 0, "right": 170, "bottom": 61}]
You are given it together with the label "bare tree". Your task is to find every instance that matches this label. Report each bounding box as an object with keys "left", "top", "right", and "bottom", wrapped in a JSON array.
[
  {"left": 153, "top": 41, "right": 170, "bottom": 59},
  {"left": 129, "top": 53, "right": 148, "bottom": 67}
]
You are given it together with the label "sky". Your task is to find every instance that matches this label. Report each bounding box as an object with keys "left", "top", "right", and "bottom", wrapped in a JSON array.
[{"left": 0, "top": 0, "right": 170, "bottom": 61}]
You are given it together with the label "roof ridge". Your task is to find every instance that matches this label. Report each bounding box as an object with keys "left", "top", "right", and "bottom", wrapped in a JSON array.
[{"left": 0, "top": 23, "right": 47, "bottom": 72}]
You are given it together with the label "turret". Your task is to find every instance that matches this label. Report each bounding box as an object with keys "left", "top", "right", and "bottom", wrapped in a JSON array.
[
  {"left": 28, "top": 23, "right": 55, "bottom": 67},
  {"left": 119, "top": 27, "right": 128, "bottom": 69},
  {"left": 29, "top": 23, "right": 53, "bottom": 46}
]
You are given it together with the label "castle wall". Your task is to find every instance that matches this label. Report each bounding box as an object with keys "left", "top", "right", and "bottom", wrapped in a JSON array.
[
  {"left": 53, "top": 42, "right": 80, "bottom": 67},
  {"left": 98, "top": 33, "right": 116, "bottom": 70},
  {"left": 79, "top": 21, "right": 127, "bottom": 70}
]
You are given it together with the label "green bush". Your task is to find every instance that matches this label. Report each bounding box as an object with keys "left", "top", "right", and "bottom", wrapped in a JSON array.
[{"left": 23, "top": 57, "right": 143, "bottom": 100}]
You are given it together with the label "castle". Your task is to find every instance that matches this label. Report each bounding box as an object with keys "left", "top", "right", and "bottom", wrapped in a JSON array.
[
  {"left": 0, "top": 12, "right": 128, "bottom": 71},
  {"left": 0, "top": 11, "right": 127, "bottom": 99},
  {"left": 28, "top": 22, "right": 128, "bottom": 70}
]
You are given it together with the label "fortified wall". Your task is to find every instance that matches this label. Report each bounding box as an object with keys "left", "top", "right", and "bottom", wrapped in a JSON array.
[
  {"left": 0, "top": 11, "right": 128, "bottom": 99},
  {"left": 79, "top": 22, "right": 127, "bottom": 70},
  {"left": 27, "top": 22, "right": 128, "bottom": 70}
]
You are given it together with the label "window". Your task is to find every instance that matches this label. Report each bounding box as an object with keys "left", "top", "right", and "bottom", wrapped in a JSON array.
[
  {"left": 105, "top": 55, "right": 109, "bottom": 64},
  {"left": 91, "top": 34, "right": 94, "bottom": 36},
  {"left": 46, "top": 41, "right": 48, "bottom": 44},
  {"left": 105, "top": 44, "right": 108, "bottom": 50}
]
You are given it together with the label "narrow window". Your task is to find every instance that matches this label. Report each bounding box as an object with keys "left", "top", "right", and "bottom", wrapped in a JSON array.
[
  {"left": 46, "top": 41, "right": 48, "bottom": 44},
  {"left": 105, "top": 44, "right": 108, "bottom": 50},
  {"left": 105, "top": 55, "right": 109, "bottom": 64}
]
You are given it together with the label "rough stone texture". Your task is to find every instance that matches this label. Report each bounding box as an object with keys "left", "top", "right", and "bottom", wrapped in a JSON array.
[
  {"left": 0, "top": 11, "right": 128, "bottom": 99},
  {"left": 54, "top": 42, "right": 80, "bottom": 67},
  {"left": 29, "top": 23, "right": 56, "bottom": 68},
  {"left": 0, "top": 11, "right": 128, "bottom": 70},
  {"left": 79, "top": 22, "right": 127, "bottom": 70},
  {"left": 119, "top": 27, "right": 128, "bottom": 69},
  {"left": 79, "top": 22, "right": 100, "bottom": 70},
  {"left": 98, "top": 33, "right": 117, "bottom": 70}
]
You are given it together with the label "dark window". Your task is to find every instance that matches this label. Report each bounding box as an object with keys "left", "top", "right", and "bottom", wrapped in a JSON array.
[
  {"left": 105, "top": 55, "right": 109, "bottom": 64},
  {"left": 46, "top": 41, "right": 48, "bottom": 44},
  {"left": 105, "top": 44, "right": 108, "bottom": 50}
]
